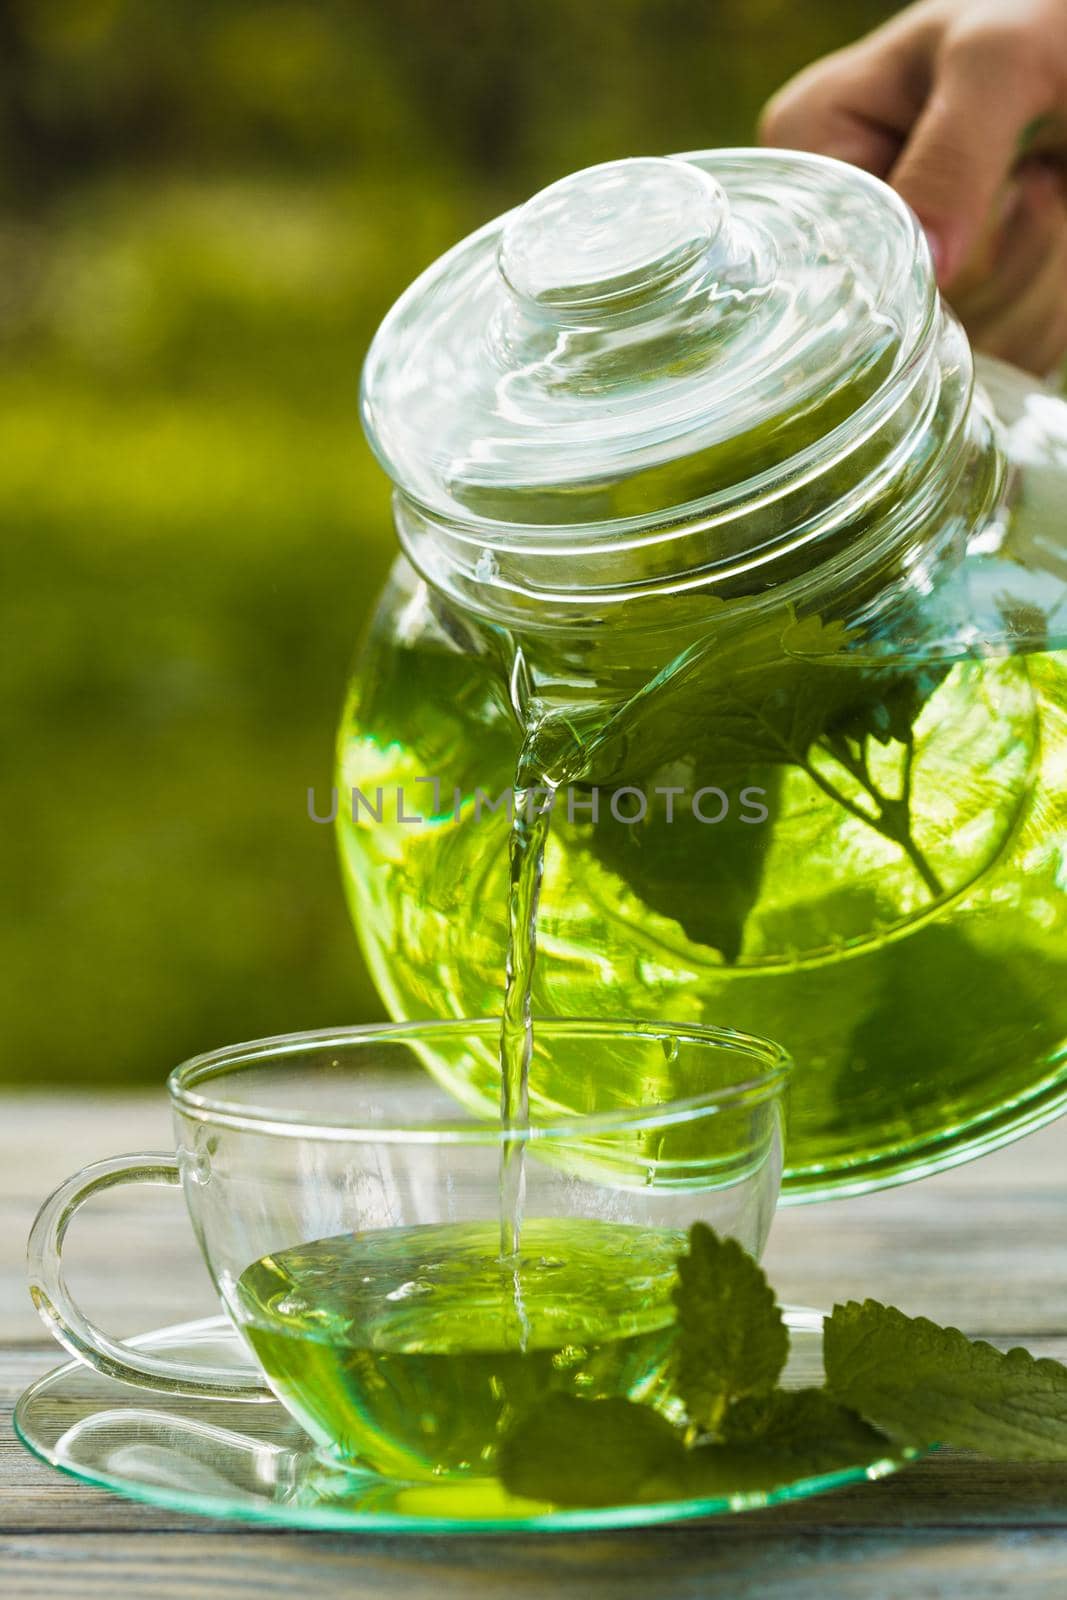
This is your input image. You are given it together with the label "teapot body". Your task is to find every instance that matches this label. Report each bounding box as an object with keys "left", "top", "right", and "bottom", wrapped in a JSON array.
[
  {"left": 343, "top": 150, "right": 1067, "bottom": 1199},
  {"left": 339, "top": 352, "right": 1067, "bottom": 1200}
]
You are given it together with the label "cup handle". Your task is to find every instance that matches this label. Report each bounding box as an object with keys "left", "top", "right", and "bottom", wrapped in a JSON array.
[{"left": 27, "top": 1152, "right": 272, "bottom": 1400}]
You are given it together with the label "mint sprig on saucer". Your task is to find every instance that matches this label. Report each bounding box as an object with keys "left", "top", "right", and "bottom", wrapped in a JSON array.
[
  {"left": 826, "top": 1299, "right": 1067, "bottom": 1460},
  {"left": 498, "top": 1222, "right": 1067, "bottom": 1508}
]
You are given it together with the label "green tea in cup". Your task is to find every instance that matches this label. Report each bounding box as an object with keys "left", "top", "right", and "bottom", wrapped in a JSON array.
[{"left": 235, "top": 1217, "right": 683, "bottom": 1479}]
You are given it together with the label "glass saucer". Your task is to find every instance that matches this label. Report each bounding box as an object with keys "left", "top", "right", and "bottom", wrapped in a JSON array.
[{"left": 15, "top": 1310, "right": 926, "bottom": 1533}]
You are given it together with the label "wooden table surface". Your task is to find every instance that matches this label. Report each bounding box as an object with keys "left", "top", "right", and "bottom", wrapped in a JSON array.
[{"left": 2, "top": 1093, "right": 1066, "bottom": 1598}]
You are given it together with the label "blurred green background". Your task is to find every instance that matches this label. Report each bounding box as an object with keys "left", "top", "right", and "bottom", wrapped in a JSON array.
[{"left": 1, "top": 0, "right": 897, "bottom": 1085}]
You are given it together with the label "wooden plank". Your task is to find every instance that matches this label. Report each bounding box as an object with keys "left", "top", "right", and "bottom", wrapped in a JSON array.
[{"left": 3, "top": 1527, "right": 1067, "bottom": 1600}]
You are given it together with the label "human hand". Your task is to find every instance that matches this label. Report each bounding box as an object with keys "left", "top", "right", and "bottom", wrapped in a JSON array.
[{"left": 760, "top": 0, "right": 1067, "bottom": 376}]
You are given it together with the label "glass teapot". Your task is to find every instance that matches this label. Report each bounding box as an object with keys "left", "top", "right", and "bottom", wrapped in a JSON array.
[{"left": 337, "top": 151, "right": 1067, "bottom": 1201}]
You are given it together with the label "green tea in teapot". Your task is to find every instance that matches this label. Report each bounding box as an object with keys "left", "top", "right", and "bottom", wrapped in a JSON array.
[{"left": 340, "top": 153, "right": 1067, "bottom": 1200}]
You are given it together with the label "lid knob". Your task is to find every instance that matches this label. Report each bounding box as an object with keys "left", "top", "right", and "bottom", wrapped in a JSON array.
[{"left": 497, "top": 157, "right": 731, "bottom": 324}]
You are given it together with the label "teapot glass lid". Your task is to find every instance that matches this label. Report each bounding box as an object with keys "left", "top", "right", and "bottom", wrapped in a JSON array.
[{"left": 360, "top": 150, "right": 932, "bottom": 531}]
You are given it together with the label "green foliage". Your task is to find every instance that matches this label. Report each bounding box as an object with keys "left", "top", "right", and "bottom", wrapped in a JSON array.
[
  {"left": 0, "top": 3, "right": 903, "bottom": 203},
  {"left": 0, "top": 1, "right": 901, "bottom": 1083},
  {"left": 688, "top": 1389, "right": 891, "bottom": 1491}
]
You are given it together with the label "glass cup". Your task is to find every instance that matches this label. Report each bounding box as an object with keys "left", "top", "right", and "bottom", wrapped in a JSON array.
[{"left": 28, "top": 1017, "right": 790, "bottom": 1484}]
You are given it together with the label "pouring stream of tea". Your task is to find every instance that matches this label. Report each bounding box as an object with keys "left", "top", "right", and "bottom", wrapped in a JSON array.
[
  {"left": 498, "top": 755, "right": 557, "bottom": 1260},
  {"left": 496, "top": 631, "right": 728, "bottom": 1264}
]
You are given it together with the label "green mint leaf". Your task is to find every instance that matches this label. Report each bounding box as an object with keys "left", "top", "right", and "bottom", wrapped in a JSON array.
[
  {"left": 826, "top": 664, "right": 950, "bottom": 749},
  {"left": 580, "top": 765, "right": 783, "bottom": 962},
  {"left": 673, "top": 1223, "right": 788, "bottom": 1431},
  {"left": 686, "top": 1389, "right": 893, "bottom": 1495},
  {"left": 497, "top": 1394, "right": 688, "bottom": 1508},
  {"left": 580, "top": 598, "right": 950, "bottom": 960},
  {"left": 825, "top": 1300, "right": 1067, "bottom": 1460},
  {"left": 723, "top": 1387, "right": 892, "bottom": 1467}
]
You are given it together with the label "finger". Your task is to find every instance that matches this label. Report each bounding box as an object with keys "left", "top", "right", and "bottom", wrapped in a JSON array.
[
  {"left": 967, "top": 209, "right": 1067, "bottom": 375},
  {"left": 985, "top": 276, "right": 1067, "bottom": 377},
  {"left": 1040, "top": 310, "right": 1067, "bottom": 384},
  {"left": 760, "top": 7, "right": 949, "bottom": 174},
  {"left": 759, "top": 47, "right": 917, "bottom": 177},
  {"left": 992, "top": 292, "right": 1067, "bottom": 380},
  {"left": 761, "top": 74, "right": 902, "bottom": 175},
  {"left": 890, "top": 31, "right": 1056, "bottom": 285},
  {"left": 1030, "top": 306, "right": 1067, "bottom": 383},
  {"left": 952, "top": 165, "right": 1064, "bottom": 321}
]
